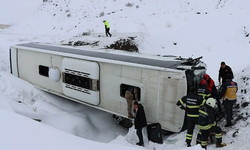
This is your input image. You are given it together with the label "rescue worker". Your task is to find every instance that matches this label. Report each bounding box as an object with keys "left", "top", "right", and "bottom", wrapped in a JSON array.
[
  {"left": 176, "top": 87, "right": 205, "bottom": 147},
  {"left": 133, "top": 102, "right": 147, "bottom": 146},
  {"left": 220, "top": 74, "right": 238, "bottom": 127},
  {"left": 198, "top": 98, "right": 226, "bottom": 149},
  {"left": 125, "top": 86, "right": 139, "bottom": 118},
  {"left": 197, "top": 79, "right": 211, "bottom": 100},
  {"left": 218, "top": 61, "right": 234, "bottom": 85},
  {"left": 103, "top": 20, "right": 112, "bottom": 37},
  {"left": 203, "top": 74, "right": 222, "bottom": 112}
]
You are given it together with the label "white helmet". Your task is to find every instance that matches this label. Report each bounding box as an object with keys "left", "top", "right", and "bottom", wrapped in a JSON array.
[{"left": 206, "top": 98, "right": 216, "bottom": 108}]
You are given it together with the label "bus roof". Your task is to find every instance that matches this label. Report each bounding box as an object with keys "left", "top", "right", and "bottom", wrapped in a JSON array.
[{"left": 14, "top": 42, "right": 202, "bottom": 70}]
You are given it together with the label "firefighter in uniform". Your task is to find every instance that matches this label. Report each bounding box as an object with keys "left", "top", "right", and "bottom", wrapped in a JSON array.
[
  {"left": 198, "top": 98, "right": 226, "bottom": 149},
  {"left": 125, "top": 87, "right": 139, "bottom": 118},
  {"left": 176, "top": 87, "right": 205, "bottom": 147},
  {"left": 220, "top": 74, "right": 238, "bottom": 127},
  {"left": 197, "top": 79, "right": 211, "bottom": 100}
]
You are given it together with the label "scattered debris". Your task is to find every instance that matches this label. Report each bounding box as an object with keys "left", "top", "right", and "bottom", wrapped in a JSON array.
[
  {"left": 105, "top": 37, "right": 139, "bottom": 52},
  {"left": 66, "top": 40, "right": 99, "bottom": 46}
]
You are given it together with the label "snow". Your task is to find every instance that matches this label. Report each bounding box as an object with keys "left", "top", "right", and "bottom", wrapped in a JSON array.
[{"left": 0, "top": 0, "right": 250, "bottom": 150}]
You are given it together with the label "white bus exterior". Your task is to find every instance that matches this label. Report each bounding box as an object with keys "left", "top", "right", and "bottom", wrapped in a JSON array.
[{"left": 9, "top": 42, "right": 206, "bottom": 132}]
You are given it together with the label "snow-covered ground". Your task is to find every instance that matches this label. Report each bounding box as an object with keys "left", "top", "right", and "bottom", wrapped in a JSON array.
[{"left": 0, "top": 0, "right": 250, "bottom": 150}]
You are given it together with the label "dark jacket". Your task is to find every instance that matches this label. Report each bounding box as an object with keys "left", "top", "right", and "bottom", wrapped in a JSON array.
[
  {"left": 219, "top": 65, "right": 234, "bottom": 84},
  {"left": 134, "top": 104, "right": 147, "bottom": 129},
  {"left": 198, "top": 104, "right": 216, "bottom": 130},
  {"left": 197, "top": 85, "right": 211, "bottom": 100},
  {"left": 176, "top": 92, "right": 205, "bottom": 118},
  {"left": 220, "top": 80, "right": 238, "bottom": 102}
]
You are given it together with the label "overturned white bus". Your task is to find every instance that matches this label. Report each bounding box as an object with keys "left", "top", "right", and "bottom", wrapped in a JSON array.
[{"left": 9, "top": 42, "right": 206, "bottom": 132}]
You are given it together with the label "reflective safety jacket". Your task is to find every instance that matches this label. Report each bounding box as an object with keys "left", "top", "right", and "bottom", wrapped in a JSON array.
[
  {"left": 104, "top": 20, "right": 110, "bottom": 28},
  {"left": 221, "top": 80, "right": 238, "bottom": 101},
  {"left": 198, "top": 105, "right": 216, "bottom": 131},
  {"left": 176, "top": 93, "right": 205, "bottom": 118},
  {"left": 197, "top": 85, "right": 211, "bottom": 100}
]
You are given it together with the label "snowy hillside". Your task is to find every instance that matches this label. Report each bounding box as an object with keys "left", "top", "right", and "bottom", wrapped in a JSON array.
[
  {"left": 3, "top": 0, "right": 250, "bottom": 80},
  {"left": 1, "top": 0, "right": 250, "bottom": 150}
]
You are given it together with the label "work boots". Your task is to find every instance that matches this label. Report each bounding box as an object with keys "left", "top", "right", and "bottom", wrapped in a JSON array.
[{"left": 216, "top": 143, "right": 227, "bottom": 148}]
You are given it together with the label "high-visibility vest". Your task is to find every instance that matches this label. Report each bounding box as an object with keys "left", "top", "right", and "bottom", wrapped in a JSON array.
[
  {"left": 104, "top": 21, "right": 110, "bottom": 28},
  {"left": 223, "top": 85, "right": 237, "bottom": 100}
]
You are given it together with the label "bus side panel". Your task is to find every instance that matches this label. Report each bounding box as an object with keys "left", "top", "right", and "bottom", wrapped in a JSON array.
[
  {"left": 17, "top": 49, "right": 64, "bottom": 94},
  {"left": 62, "top": 58, "right": 100, "bottom": 105},
  {"left": 158, "top": 71, "right": 186, "bottom": 132},
  {"left": 98, "top": 63, "right": 144, "bottom": 117},
  {"left": 9, "top": 48, "right": 18, "bottom": 76},
  {"left": 141, "top": 69, "right": 160, "bottom": 123}
]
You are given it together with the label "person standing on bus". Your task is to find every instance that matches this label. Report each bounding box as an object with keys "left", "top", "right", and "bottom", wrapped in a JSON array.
[
  {"left": 176, "top": 87, "right": 204, "bottom": 147},
  {"left": 133, "top": 102, "right": 147, "bottom": 146},
  {"left": 125, "top": 87, "right": 139, "bottom": 118},
  {"left": 103, "top": 20, "right": 112, "bottom": 37}
]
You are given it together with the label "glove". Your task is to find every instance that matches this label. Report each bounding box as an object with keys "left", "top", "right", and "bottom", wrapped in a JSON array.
[{"left": 184, "top": 107, "right": 188, "bottom": 111}]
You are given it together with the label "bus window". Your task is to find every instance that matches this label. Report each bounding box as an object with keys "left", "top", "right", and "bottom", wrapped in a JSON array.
[
  {"left": 39, "top": 65, "right": 49, "bottom": 77},
  {"left": 120, "top": 84, "right": 141, "bottom": 101},
  {"left": 185, "top": 69, "right": 206, "bottom": 94}
]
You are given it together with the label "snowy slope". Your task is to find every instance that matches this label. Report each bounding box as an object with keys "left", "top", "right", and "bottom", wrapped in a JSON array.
[{"left": 1, "top": 0, "right": 250, "bottom": 150}]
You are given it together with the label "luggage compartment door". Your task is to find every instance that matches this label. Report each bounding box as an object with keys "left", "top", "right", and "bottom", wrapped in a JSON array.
[{"left": 62, "top": 58, "right": 100, "bottom": 105}]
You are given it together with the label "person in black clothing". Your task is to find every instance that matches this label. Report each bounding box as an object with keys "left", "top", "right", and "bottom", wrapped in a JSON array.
[
  {"left": 220, "top": 74, "right": 238, "bottom": 127},
  {"left": 198, "top": 98, "right": 226, "bottom": 149},
  {"left": 133, "top": 102, "right": 147, "bottom": 146},
  {"left": 218, "top": 61, "right": 233, "bottom": 85},
  {"left": 176, "top": 87, "right": 205, "bottom": 147}
]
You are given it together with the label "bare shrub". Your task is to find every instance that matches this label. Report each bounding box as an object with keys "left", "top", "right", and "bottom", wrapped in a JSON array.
[
  {"left": 125, "top": 3, "right": 134, "bottom": 7},
  {"left": 99, "top": 12, "right": 104, "bottom": 17}
]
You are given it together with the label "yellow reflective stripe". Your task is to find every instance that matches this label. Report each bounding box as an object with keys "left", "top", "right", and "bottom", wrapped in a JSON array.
[
  {"left": 201, "top": 100, "right": 206, "bottom": 106},
  {"left": 215, "top": 133, "right": 222, "bottom": 138},
  {"left": 187, "top": 105, "right": 200, "bottom": 108},
  {"left": 198, "top": 124, "right": 212, "bottom": 130},
  {"left": 179, "top": 99, "right": 184, "bottom": 105},
  {"left": 178, "top": 105, "right": 182, "bottom": 108},
  {"left": 201, "top": 141, "right": 207, "bottom": 146},
  {"left": 187, "top": 114, "right": 199, "bottom": 117},
  {"left": 212, "top": 121, "right": 216, "bottom": 126},
  {"left": 186, "top": 133, "right": 192, "bottom": 140},
  {"left": 198, "top": 93, "right": 206, "bottom": 98},
  {"left": 199, "top": 110, "right": 208, "bottom": 116}
]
